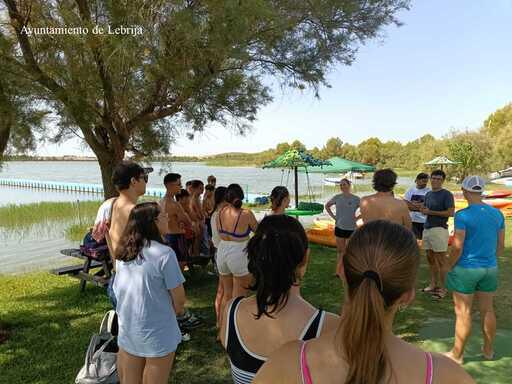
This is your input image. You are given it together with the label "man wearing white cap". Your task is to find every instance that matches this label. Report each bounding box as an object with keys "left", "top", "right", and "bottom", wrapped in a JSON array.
[{"left": 444, "top": 176, "right": 505, "bottom": 365}]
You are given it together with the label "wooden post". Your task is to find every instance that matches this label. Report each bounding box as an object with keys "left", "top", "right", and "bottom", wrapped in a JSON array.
[{"left": 294, "top": 166, "right": 299, "bottom": 209}]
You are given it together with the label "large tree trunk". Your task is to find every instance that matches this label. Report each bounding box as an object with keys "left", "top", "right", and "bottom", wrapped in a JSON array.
[
  {"left": 0, "top": 84, "right": 13, "bottom": 160},
  {"left": 96, "top": 150, "right": 125, "bottom": 199},
  {"left": 0, "top": 120, "right": 10, "bottom": 160}
]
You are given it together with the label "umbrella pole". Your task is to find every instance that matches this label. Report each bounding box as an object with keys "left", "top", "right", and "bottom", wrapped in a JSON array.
[{"left": 294, "top": 166, "right": 299, "bottom": 209}]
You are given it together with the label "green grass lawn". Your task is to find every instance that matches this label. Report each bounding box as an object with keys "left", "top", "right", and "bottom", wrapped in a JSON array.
[
  {"left": 0, "top": 221, "right": 511, "bottom": 383},
  {"left": 0, "top": 201, "right": 100, "bottom": 230}
]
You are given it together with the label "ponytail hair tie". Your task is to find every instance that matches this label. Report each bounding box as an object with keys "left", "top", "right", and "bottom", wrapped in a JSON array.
[{"left": 362, "top": 270, "right": 383, "bottom": 293}]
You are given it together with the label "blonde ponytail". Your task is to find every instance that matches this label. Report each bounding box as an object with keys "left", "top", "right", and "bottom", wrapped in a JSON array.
[{"left": 339, "top": 277, "right": 389, "bottom": 384}]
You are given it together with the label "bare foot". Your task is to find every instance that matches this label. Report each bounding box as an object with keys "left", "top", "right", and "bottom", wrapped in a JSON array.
[
  {"left": 482, "top": 347, "right": 495, "bottom": 360},
  {"left": 443, "top": 351, "right": 464, "bottom": 365}
]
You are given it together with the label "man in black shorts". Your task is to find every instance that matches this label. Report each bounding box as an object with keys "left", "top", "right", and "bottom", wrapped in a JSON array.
[
  {"left": 160, "top": 173, "right": 192, "bottom": 267},
  {"left": 404, "top": 173, "right": 431, "bottom": 239}
]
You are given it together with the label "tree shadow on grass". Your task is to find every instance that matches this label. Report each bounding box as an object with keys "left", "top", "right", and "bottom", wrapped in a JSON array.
[
  {"left": 419, "top": 318, "right": 512, "bottom": 384},
  {"left": 0, "top": 271, "right": 229, "bottom": 384},
  {"left": 0, "top": 283, "right": 111, "bottom": 383}
]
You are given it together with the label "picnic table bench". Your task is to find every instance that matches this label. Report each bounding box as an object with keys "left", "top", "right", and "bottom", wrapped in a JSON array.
[
  {"left": 50, "top": 248, "right": 113, "bottom": 292},
  {"left": 51, "top": 245, "right": 213, "bottom": 292}
]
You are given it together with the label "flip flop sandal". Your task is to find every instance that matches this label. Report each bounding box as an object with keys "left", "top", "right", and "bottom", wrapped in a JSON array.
[
  {"left": 431, "top": 289, "right": 447, "bottom": 300},
  {"left": 421, "top": 286, "right": 438, "bottom": 293}
]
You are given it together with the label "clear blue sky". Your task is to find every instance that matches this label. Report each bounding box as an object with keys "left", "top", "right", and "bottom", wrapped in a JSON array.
[{"left": 41, "top": 0, "right": 512, "bottom": 157}]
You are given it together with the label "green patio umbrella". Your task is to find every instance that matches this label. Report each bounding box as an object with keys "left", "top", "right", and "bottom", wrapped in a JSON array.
[
  {"left": 300, "top": 156, "right": 375, "bottom": 174},
  {"left": 262, "top": 149, "right": 331, "bottom": 210},
  {"left": 424, "top": 156, "right": 460, "bottom": 171}
]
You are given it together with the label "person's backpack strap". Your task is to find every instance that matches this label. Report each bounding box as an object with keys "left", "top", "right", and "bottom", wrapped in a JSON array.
[
  {"left": 99, "top": 310, "right": 118, "bottom": 337},
  {"left": 108, "top": 198, "right": 118, "bottom": 224}
]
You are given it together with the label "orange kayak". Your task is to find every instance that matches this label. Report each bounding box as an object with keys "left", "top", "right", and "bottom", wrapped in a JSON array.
[
  {"left": 306, "top": 218, "right": 458, "bottom": 248},
  {"left": 455, "top": 198, "right": 512, "bottom": 210},
  {"left": 484, "top": 190, "right": 512, "bottom": 199},
  {"left": 306, "top": 219, "right": 336, "bottom": 248}
]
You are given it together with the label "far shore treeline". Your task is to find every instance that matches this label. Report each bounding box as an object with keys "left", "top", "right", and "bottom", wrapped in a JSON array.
[{"left": 5, "top": 102, "right": 512, "bottom": 180}]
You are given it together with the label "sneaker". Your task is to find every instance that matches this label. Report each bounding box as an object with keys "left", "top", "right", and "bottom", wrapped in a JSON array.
[
  {"left": 181, "top": 331, "right": 191, "bottom": 342},
  {"left": 177, "top": 310, "right": 203, "bottom": 331}
]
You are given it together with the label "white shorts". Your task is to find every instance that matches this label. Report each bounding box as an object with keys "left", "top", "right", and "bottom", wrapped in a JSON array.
[
  {"left": 422, "top": 227, "right": 449, "bottom": 252},
  {"left": 216, "top": 240, "right": 249, "bottom": 277}
]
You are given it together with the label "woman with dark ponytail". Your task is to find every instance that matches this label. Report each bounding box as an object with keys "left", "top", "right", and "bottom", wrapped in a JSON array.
[
  {"left": 254, "top": 220, "right": 475, "bottom": 384},
  {"left": 216, "top": 183, "right": 258, "bottom": 326},
  {"left": 210, "top": 186, "right": 228, "bottom": 329},
  {"left": 269, "top": 186, "right": 290, "bottom": 215},
  {"left": 220, "top": 215, "right": 338, "bottom": 383}
]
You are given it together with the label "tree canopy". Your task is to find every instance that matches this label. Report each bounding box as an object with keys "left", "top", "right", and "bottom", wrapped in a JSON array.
[
  {"left": 0, "top": 0, "right": 409, "bottom": 196},
  {"left": 483, "top": 103, "right": 512, "bottom": 169},
  {"left": 199, "top": 104, "right": 512, "bottom": 177}
]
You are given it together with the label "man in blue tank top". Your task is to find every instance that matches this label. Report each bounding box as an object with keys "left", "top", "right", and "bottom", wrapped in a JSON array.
[{"left": 444, "top": 176, "right": 505, "bottom": 365}]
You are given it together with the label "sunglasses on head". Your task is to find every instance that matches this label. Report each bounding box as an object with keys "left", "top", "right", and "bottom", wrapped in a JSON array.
[{"left": 139, "top": 174, "right": 148, "bottom": 183}]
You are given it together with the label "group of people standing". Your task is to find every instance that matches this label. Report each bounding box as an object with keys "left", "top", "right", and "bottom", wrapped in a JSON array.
[
  {"left": 90, "top": 160, "right": 503, "bottom": 383},
  {"left": 89, "top": 161, "right": 298, "bottom": 383},
  {"left": 325, "top": 168, "right": 504, "bottom": 371}
]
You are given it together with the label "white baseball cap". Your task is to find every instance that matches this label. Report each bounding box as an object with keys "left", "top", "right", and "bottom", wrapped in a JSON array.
[{"left": 462, "top": 175, "right": 485, "bottom": 193}]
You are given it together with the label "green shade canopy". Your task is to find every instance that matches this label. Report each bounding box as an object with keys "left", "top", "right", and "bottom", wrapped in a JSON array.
[
  {"left": 299, "top": 156, "right": 375, "bottom": 174},
  {"left": 424, "top": 156, "right": 460, "bottom": 165},
  {"left": 262, "top": 149, "right": 331, "bottom": 169},
  {"left": 262, "top": 149, "right": 330, "bottom": 211}
]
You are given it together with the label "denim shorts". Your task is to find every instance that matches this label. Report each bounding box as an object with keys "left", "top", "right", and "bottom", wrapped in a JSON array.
[{"left": 107, "top": 271, "right": 117, "bottom": 309}]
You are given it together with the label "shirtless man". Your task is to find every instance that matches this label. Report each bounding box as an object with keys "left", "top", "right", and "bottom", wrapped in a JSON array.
[
  {"left": 92, "top": 161, "right": 152, "bottom": 308},
  {"left": 189, "top": 180, "right": 206, "bottom": 256},
  {"left": 207, "top": 175, "right": 217, "bottom": 188},
  {"left": 161, "top": 173, "right": 193, "bottom": 268},
  {"left": 185, "top": 180, "right": 193, "bottom": 194},
  {"left": 203, "top": 184, "right": 215, "bottom": 253},
  {"left": 359, "top": 169, "right": 412, "bottom": 230},
  {"left": 176, "top": 189, "right": 194, "bottom": 254},
  {"left": 203, "top": 184, "right": 215, "bottom": 216}
]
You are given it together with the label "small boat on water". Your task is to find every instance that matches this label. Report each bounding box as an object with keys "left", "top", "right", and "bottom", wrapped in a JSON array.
[
  {"left": 324, "top": 178, "right": 341, "bottom": 185},
  {"left": 490, "top": 167, "right": 512, "bottom": 186},
  {"left": 324, "top": 171, "right": 364, "bottom": 185},
  {"left": 490, "top": 177, "right": 512, "bottom": 186}
]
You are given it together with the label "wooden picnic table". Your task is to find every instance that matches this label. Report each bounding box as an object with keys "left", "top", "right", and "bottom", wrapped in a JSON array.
[{"left": 50, "top": 248, "right": 113, "bottom": 292}]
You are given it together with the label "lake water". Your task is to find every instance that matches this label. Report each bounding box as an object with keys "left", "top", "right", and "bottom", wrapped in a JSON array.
[
  {"left": 0, "top": 221, "right": 77, "bottom": 274},
  {"left": 0, "top": 161, "right": 416, "bottom": 274},
  {"left": 0, "top": 161, "right": 326, "bottom": 206},
  {"left": 0, "top": 161, "right": 416, "bottom": 205}
]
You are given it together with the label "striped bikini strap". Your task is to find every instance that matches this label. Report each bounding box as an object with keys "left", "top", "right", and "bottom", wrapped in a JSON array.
[{"left": 300, "top": 341, "right": 313, "bottom": 384}]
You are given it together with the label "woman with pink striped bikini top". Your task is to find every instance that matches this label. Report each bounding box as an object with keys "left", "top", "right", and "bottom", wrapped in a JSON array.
[{"left": 254, "top": 221, "right": 475, "bottom": 384}]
